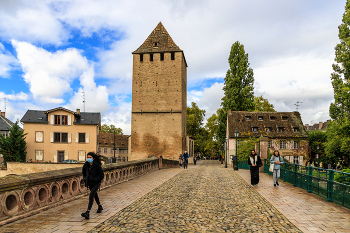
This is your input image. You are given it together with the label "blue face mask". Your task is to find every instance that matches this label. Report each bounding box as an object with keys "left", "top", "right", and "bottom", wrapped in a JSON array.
[{"left": 87, "top": 158, "right": 93, "bottom": 163}]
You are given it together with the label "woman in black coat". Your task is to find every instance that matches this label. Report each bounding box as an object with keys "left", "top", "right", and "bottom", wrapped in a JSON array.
[
  {"left": 81, "top": 152, "right": 104, "bottom": 219},
  {"left": 247, "top": 150, "right": 262, "bottom": 186}
]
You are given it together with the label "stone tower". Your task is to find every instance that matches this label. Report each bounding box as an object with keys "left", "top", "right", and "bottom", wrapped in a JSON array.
[{"left": 130, "top": 22, "right": 187, "bottom": 160}]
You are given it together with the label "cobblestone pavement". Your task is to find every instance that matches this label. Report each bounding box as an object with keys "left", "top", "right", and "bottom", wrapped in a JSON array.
[
  {"left": 237, "top": 169, "right": 350, "bottom": 233},
  {"left": 0, "top": 165, "right": 185, "bottom": 233},
  {"left": 90, "top": 161, "right": 301, "bottom": 233}
]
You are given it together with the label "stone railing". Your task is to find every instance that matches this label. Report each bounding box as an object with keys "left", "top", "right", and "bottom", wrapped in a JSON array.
[{"left": 0, "top": 157, "right": 178, "bottom": 225}]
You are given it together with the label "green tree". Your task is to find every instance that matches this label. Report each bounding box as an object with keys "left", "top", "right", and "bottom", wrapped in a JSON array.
[
  {"left": 187, "top": 102, "right": 206, "bottom": 137},
  {"left": 217, "top": 41, "right": 255, "bottom": 142},
  {"left": 329, "top": 0, "right": 350, "bottom": 120},
  {"left": 237, "top": 138, "right": 257, "bottom": 162},
  {"left": 100, "top": 124, "right": 123, "bottom": 134},
  {"left": 254, "top": 96, "right": 276, "bottom": 112},
  {"left": 308, "top": 130, "right": 327, "bottom": 166},
  {"left": 204, "top": 113, "right": 220, "bottom": 158},
  {"left": 0, "top": 121, "right": 27, "bottom": 165}
]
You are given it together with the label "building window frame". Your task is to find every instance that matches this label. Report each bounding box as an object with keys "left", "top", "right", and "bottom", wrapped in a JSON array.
[
  {"left": 35, "top": 150, "right": 44, "bottom": 161},
  {"left": 79, "top": 133, "right": 86, "bottom": 143},
  {"left": 280, "top": 140, "right": 286, "bottom": 149},
  {"left": 294, "top": 141, "right": 299, "bottom": 149},
  {"left": 53, "top": 132, "right": 68, "bottom": 143},
  {"left": 35, "top": 131, "right": 44, "bottom": 143}
]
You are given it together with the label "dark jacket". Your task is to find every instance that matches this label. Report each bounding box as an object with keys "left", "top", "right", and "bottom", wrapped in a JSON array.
[
  {"left": 248, "top": 155, "right": 263, "bottom": 167},
  {"left": 82, "top": 159, "right": 104, "bottom": 188}
]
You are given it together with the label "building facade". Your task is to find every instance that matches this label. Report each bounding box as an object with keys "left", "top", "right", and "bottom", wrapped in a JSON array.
[
  {"left": 305, "top": 120, "right": 331, "bottom": 131},
  {"left": 21, "top": 107, "right": 100, "bottom": 163},
  {"left": 0, "top": 110, "right": 15, "bottom": 164},
  {"left": 130, "top": 22, "right": 187, "bottom": 160},
  {"left": 98, "top": 133, "right": 129, "bottom": 162},
  {"left": 227, "top": 111, "right": 309, "bottom": 165}
]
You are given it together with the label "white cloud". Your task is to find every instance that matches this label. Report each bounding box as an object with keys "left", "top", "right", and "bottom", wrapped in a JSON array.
[
  {"left": 101, "top": 102, "right": 132, "bottom": 135},
  {"left": 0, "top": 91, "right": 28, "bottom": 102},
  {"left": 12, "top": 40, "right": 90, "bottom": 102}
]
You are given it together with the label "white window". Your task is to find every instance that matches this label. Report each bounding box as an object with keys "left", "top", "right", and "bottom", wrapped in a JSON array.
[
  {"left": 78, "top": 151, "right": 86, "bottom": 161},
  {"left": 35, "top": 150, "right": 43, "bottom": 161},
  {"left": 104, "top": 148, "right": 107, "bottom": 153},
  {"left": 280, "top": 141, "right": 285, "bottom": 149},
  {"left": 268, "top": 141, "right": 271, "bottom": 148},
  {"left": 252, "top": 127, "right": 258, "bottom": 132},
  {"left": 35, "top": 132, "right": 43, "bottom": 142},
  {"left": 294, "top": 141, "right": 299, "bottom": 149},
  {"left": 111, "top": 149, "right": 113, "bottom": 153}
]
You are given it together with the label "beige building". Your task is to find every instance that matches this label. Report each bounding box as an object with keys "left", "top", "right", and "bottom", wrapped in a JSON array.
[
  {"left": 227, "top": 111, "right": 309, "bottom": 166},
  {"left": 130, "top": 22, "right": 187, "bottom": 160},
  {"left": 21, "top": 107, "right": 100, "bottom": 163},
  {"left": 98, "top": 133, "right": 129, "bottom": 162}
]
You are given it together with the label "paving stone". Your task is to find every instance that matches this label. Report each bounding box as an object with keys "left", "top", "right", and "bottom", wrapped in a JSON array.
[{"left": 89, "top": 161, "right": 301, "bottom": 232}]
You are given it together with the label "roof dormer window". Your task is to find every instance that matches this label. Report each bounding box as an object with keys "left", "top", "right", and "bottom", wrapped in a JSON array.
[
  {"left": 270, "top": 116, "right": 276, "bottom": 120},
  {"left": 252, "top": 127, "right": 258, "bottom": 132},
  {"left": 153, "top": 42, "right": 159, "bottom": 47},
  {"left": 258, "top": 116, "right": 263, "bottom": 120},
  {"left": 282, "top": 116, "right": 288, "bottom": 120},
  {"left": 246, "top": 116, "right": 251, "bottom": 120},
  {"left": 294, "top": 127, "right": 299, "bottom": 133}
]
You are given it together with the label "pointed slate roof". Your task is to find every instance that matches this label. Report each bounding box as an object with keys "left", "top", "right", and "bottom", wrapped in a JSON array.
[
  {"left": 133, "top": 22, "right": 182, "bottom": 54},
  {"left": 0, "top": 115, "right": 15, "bottom": 131}
]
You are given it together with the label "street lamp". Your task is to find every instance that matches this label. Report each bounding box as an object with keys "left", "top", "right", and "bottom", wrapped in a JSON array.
[
  {"left": 112, "top": 129, "right": 116, "bottom": 163},
  {"left": 221, "top": 143, "right": 223, "bottom": 164},
  {"left": 234, "top": 129, "right": 239, "bottom": 170},
  {"left": 225, "top": 138, "right": 228, "bottom": 168}
]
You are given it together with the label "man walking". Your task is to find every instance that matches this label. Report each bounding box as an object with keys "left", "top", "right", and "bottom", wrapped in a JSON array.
[{"left": 182, "top": 151, "right": 189, "bottom": 169}]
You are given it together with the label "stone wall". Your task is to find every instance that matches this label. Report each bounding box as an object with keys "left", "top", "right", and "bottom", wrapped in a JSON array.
[
  {"left": 0, "top": 162, "right": 83, "bottom": 177},
  {"left": 0, "top": 157, "right": 178, "bottom": 225}
]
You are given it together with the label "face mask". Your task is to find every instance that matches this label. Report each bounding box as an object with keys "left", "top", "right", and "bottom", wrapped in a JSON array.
[{"left": 87, "top": 158, "right": 93, "bottom": 163}]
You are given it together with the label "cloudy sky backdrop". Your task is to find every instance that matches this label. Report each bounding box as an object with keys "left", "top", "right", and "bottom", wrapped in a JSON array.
[{"left": 0, "top": 0, "right": 346, "bottom": 134}]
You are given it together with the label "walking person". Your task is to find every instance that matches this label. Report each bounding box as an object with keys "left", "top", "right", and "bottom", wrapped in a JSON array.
[
  {"left": 193, "top": 155, "right": 197, "bottom": 165},
  {"left": 182, "top": 151, "right": 189, "bottom": 169},
  {"left": 270, "top": 150, "right": 284, "bottom": 187},
  {"left": 81, "top": 152, "right": 104, "bottom": 219},
  {"left": 247, "top": 150, "right": 262, "bottom": 186}
]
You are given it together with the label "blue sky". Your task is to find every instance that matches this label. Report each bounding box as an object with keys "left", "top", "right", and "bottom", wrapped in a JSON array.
[{"left": 0, "top": 0, "right": 347, "bottom": 134}]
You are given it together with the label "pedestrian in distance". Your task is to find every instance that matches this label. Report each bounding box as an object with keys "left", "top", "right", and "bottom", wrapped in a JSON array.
[
  {"left": 81, "top": 152, "right": 104, "bottom": 219},
  {"left": 179, "top": 155, "right": 183, "bottom": 167},
  {"left": 193, "top": 155, "right": 197, "bottom": 165},
  {"left": 247, "top": 150, "right": 262, "bottom": 186},
  {"left": 270, "top": 150, "right": 284, "bottom": 187},
  {"left": 182, "top": 151, "right": 189, "bottom": 169}
]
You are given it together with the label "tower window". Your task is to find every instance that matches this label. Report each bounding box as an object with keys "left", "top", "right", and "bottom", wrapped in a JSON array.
[
  {"left": 140, "top": 54, "right": 143, "bottom": 62},
  {"left": 160, "top": 53, "right": 164, "bottom": 61},
  {"left": 150, "top": 54, "right": 153, "bottom": 61},
  {"left": 171, "top": 52, "right": 175, "bottom": 60},
  {"left": 153, "top": 42, "right": 158, "bottom": 47}
]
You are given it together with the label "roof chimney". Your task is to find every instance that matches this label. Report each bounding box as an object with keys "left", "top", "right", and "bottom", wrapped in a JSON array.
[
  {"left": 0, "top": 110, "right": 4, "bottom": 117},
  {"left": 76, "top": 109, "right": 80, "bottom": 115},
  {"left": 319, "top": 122, "right": 323, "bottom": 130}
]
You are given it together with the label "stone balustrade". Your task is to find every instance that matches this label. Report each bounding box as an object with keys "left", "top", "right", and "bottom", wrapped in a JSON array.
[{"left": 0, "top": 157, "right": 177, "bottom": 225}]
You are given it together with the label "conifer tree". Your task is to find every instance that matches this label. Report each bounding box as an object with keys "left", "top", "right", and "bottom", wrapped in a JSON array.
[
  {"left": 217, "top": 41, "right": 255, "bottom": 142},
  {"left": 0, "top": 121, "right": 27, "bottom": 165}
]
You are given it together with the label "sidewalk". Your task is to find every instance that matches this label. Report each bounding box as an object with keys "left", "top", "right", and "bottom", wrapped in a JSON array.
[
  {"left": 0, "top": 166, "right": 185, "bottom": 233},
  {"left": 236, "top": 168, "right": 350, "bottom": 233}
]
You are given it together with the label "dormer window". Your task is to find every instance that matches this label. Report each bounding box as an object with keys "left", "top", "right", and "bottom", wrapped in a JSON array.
[
  {"left": 266, "top": 127, "right": 272, "bottom": 132},
  {"left": 54, "top": 115, "right": 68, "bottom": 125},
  {"left": 270, "top": 116, "right": 276, "bottom": 120},
  {"left": 246, "top": 116, "right": 251, "bottom": 120},
  {"left": 252, "top": 127, "right": 258, "bottom": 132},
  {"left": 282, "top": 116, "right": 288, "bottom": 120},
  {"left": 294, "top": 127, "right": 299, "bottom": 133},
  {"left": 278, "top": 127, "right": 284, "bottom": 133},
  {"left": 258, "top": 116, "right": 263, "bottom": 120},
  {"left": 153, "top": 42, "right": 159, "bottom": 47},
  {"left": 38, "top": 117, "right": 43, "bottom": 120}
]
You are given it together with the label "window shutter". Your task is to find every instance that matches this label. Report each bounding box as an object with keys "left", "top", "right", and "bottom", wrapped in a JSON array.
[
  {"left": 68, "top": 133, "right": 71, "bottom": 143},
  {"left": 79, "top": 151, "right": 86, "bottom": 161},
  {"left": 65, "top": 151, "right": 68, "bottom": 160},
  {"left": 75, "top": 133, "right": 78, "bottom": 143},
  {"left": 300, "top": 156, "right": 303, "bottom": 164},
  {"left": 86, "top": 133, "right": 89, "bottom": 143},
  {"left": 36, "top": 132, "right": 43, "bottom": 142},
  {"left": 50, "top": 132, "right": 54, "bottom": 142},
  {"left": 68, "top": 115, "right": 71, "bottom": 125},
  {"left": 51, "top": 115, "right": 54, "bottom": 125},
  {"left": 53, "top": 151, "right": 57, "bottom": 162},
  {"left": 35, "top": 151, "right": 43, "bottom": 161}
]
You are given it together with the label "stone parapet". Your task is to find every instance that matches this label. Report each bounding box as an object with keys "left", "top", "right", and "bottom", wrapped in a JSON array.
[{"left": 0, "top": 157, "right": 174, "bottom": 225}]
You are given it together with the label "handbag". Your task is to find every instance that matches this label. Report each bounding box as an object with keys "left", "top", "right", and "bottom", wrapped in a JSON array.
[{"left": 269, "top": 163, "right": 274, "bottom": 172}]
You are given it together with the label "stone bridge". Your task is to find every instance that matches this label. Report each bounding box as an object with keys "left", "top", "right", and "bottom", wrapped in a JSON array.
[{"left": 0, "top": 157, "right": 178, "bottom": 226}]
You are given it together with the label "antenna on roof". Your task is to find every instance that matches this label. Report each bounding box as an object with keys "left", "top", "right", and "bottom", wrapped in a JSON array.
[
  {"left": 3, "top": 98, "right": 6, "bottom": 114},
  {"left": 294, "top": 101, "right": 303, "bottom": 111},
  {"left": 81, "top": 91, "right": 85, "bottom": 112}
]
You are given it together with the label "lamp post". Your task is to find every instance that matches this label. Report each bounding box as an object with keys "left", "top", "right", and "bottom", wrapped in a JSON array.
[
  {"left": 113, "top": 129, "right": 116, "bottom": 163},
  {"left": 234, "top": 129, "right": 239, "bottom": 170},
  {"left": 225, "top": 138, "right": 228, "bottom": 168},
  {"left": 221, "top": 143, "right": 223, "bottom": 164}
]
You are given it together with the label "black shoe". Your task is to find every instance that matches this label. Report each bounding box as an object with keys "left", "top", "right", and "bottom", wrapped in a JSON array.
[
  {"left": 276, "top": 181, "right": 279, "bottom": 186},
  {"left": 274, "top": 184, "right": 276, "bottom": 187},
  {"left": 97, "top": 205, "right": 103, "bottom": 213},
  {"left": 81, "top": 211, "right": 90, "bottom": 219}
]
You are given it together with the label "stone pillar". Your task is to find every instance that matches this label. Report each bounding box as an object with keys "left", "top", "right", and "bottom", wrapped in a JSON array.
[
  {"left": 260, "top": 137, "right": 268, "bottom": 172},
  {"left": 159, "top": 156, "right": 163, "bottom": 170}
]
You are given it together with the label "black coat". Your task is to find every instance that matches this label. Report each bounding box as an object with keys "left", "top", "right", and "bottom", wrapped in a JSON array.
[{"left": 82, "top": 159, "right": 104, "bottom": 188}]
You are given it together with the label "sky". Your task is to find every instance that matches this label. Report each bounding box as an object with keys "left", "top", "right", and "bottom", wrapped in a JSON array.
[{"left": 0, "top": 0, "right": 346, "bottom": 135}]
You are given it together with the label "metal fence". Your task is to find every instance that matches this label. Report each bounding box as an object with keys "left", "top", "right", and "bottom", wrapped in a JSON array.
[{"left": 237, "top": 159, "right": 350, "bottom": 209}]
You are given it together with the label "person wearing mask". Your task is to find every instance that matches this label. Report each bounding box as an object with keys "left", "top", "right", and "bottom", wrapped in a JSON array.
[
  {"left": 270, "top": 150, "right": 284, "bottom": 187},
  {"left": 81, "top": 152, "right": 104, "bottom": 219},
  {"left": 247, "top": 150, "right": 262, "bottom": 186},
  {"left": 182, "top": 151, "right": 189, "bottom": 169}
]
